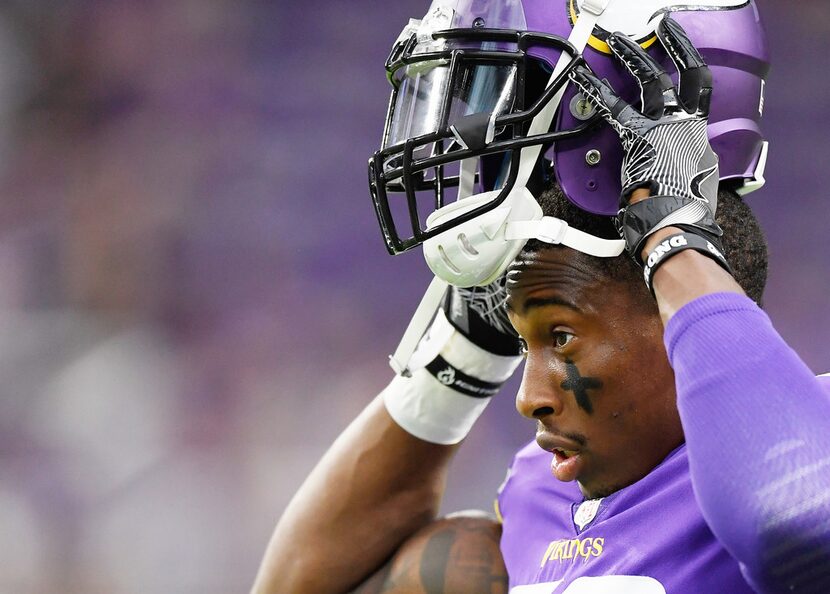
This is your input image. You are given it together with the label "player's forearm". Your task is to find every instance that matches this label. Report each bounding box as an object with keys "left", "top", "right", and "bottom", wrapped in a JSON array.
[
  {"left": 251, "top": 395, "right": 459, "bottom": 594},
  {"left": 665, "top": 295, "right": 830, "bottom": 593},
  {"left": 639, "top": 220, "right": 745, "bottom": 326}
]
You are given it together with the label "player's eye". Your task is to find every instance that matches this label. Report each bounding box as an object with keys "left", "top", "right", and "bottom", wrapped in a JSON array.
[
  {"left": 552, "top": 331, "right": 574, "bottom": 349},
  {"left": 518, "top": 338, "right": 528, "bottom": 357}
]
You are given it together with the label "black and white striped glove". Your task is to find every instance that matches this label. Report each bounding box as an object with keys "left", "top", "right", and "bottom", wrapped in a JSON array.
[
  {"left": 570, "top": 17, "right": 730, "bottom": 278},
  {"left": 442, "top": 278, "right": 521, "bottom": 358}
]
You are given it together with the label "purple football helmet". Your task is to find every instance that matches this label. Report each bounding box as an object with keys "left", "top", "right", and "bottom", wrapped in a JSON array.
[{"left": 369, "top": 0, "right": 769, "bottom": 255}]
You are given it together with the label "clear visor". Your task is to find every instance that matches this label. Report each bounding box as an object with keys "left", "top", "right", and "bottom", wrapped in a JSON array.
[
  {"left": 386, "top": 60, "right": 517, "bottom": 150},
  {"left": 423, "top": 0, "right": 527, "bottom": 32},
  {"left": 383, "top": 0, "right": 527, "bottom": 155}
]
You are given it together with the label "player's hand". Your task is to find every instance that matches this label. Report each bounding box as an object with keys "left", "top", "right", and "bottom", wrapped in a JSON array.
[{"left": 569, "top": 17, "right": 730, "bottom": 286}]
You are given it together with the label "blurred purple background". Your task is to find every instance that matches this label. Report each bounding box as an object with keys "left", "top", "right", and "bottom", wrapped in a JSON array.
[{"left": 0, "top": 1, "right": 826, "bottom": 592}]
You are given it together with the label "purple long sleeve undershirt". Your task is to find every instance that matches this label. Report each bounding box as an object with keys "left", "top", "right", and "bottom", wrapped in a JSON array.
[{"left": 665, "top": 292, "right": 830, "bottom": 593}]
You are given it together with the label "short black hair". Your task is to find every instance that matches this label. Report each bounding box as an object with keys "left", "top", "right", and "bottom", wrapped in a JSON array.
[{"left": 522, "top": 183, "right": 768, "bottom": 305}]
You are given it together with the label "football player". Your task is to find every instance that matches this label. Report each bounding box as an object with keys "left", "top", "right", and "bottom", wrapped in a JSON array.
[{"left": 253, "top": 1, "right": 830, "bottom": 592}]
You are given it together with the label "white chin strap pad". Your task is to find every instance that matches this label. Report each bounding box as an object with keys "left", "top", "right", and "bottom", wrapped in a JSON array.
[
  {"left": 423, "top": 187, "right": 541, "bottom": 287},
  {"left": 736, "top": 140, "right": 769, "bottom": 197}
]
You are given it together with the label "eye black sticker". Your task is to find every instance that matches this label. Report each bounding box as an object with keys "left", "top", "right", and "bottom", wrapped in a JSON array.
[{"left": 561, "top": 360, "right": 603, "bottom": 414}]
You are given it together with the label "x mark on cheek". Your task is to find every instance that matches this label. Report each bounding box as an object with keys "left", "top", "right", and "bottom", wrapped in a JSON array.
[{"left": 561, "top": 359, "right": 603, "bottom": 414}]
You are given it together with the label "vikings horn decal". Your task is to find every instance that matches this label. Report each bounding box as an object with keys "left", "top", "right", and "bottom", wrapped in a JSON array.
[{"left": 567, "top": 0, "right": 750, "bottom": 54}]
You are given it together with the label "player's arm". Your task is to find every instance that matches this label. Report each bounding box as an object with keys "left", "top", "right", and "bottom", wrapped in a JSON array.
[
  {"left": 251, "top": 396, "right": 458, "bottom": 594},
  {"left": 251, "top": 283, "right": 522, "bottom": 594},
  {"left": 573, "top": 19, "right": 830, "bottom": 592},
  {"left": 569, "top": 16, "right": 743, "bottom": 326},
  {"left": 660, "top": 276, "right": 830, "bottom": 593}
]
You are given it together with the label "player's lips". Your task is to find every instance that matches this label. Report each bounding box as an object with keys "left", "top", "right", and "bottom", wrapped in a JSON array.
[{"left": 536, "top": 432, "right": 585, "bottom": 483}]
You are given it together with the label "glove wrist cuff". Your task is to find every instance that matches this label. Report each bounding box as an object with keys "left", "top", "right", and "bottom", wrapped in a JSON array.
[
  {"left": 409, "top": 309, "right": 522, "bottom": 382},
  {"left": 617, "top": 195, "right": 722, "bottom": 259},
  {"left": 383, "top": 309, "right": 523, "bottom": 445},
  {"left": 381, "top": 370, "right": 492, "bottom": 445},
  {"left": 436, "top": 310, "right": 523, "bottom": 382},
  {"left": 642, "top": 231, "right": 732, "bottom": 293}
]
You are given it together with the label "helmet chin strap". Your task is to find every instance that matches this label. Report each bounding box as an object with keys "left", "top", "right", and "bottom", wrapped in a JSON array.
[{"left": 390, "top": 0, "right": 619, "bottom": 376}]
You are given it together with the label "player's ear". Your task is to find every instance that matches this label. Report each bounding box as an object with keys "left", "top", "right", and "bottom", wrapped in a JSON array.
[{"left": 349, "top": 511, "right": 507, "bottom": 594}]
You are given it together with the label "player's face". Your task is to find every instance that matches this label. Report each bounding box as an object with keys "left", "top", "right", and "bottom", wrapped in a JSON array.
[{"left": 506, "top": 247, "right": 683, "bottom": 500}]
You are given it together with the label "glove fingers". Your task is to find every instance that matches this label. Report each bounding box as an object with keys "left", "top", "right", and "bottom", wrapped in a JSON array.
[
  {"left": 657, "top": 16, "right": 713, "bottom": 115},
  {"left": 570, "top": 65, "right": 639, "bottom": 127},
  {"left": 696, "top": 86, "right": 712, "bottom": 118},
  {"left": 607, "top": 32, "right": 676, "bottom": 120}
]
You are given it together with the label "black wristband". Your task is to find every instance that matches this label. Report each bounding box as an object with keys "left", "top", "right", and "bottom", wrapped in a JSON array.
[
  {"left": 642, "top": 231, "right": 732, "bottom": 293},
  {"left": 425, "top": 355, "right": 503, "bottom": 398}
]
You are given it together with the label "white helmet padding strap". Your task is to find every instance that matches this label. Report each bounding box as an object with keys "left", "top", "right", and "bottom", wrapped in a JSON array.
[
  {"left": 458, "top": 158, "right": 478, "bottom": 200},
  {"left": 506, "top": 219, "right": 625, "bottom": 258}
]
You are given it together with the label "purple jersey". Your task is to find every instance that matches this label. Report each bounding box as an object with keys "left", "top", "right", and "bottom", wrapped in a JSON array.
[
  {"left": 498, "top": 294, "right": 830, "bottom": 593},
  {"left": 498, "top": 441, "right": 753, "bottom": 593}
]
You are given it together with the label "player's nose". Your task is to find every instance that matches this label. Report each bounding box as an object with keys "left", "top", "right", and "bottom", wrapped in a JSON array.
[{"left": 515, "top": 352, "right": 564, "bottom": 420}]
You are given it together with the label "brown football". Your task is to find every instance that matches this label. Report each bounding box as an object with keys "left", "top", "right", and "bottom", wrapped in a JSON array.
[{"left": 351, "top": 510, "right": 508, "bottom": 594}]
